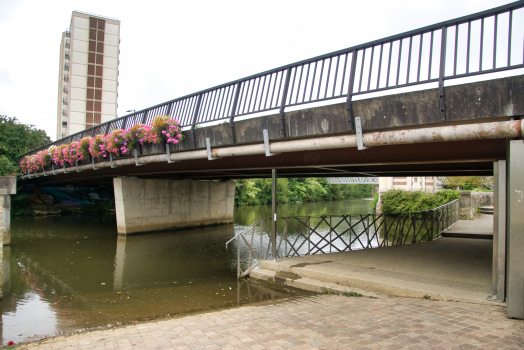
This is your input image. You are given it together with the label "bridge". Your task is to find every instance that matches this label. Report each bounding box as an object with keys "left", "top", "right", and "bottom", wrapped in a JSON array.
[{"left": 3, "top": 1, "right": 524, "bottom": 318}]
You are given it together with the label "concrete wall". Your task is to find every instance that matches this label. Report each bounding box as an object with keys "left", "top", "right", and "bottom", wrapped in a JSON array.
[
  {"left": 113, "top": 177, "right": 235, "bottom": 235},
  {"left": 459, "top": 191, "right": 493, "bottom": 220}
]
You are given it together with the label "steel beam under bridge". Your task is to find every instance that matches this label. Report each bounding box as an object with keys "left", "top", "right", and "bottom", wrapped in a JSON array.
[{"left": 327, "top": 177, "right": 378, "bottom": 185}]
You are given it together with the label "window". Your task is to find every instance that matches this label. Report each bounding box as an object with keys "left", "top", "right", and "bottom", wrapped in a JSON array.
[{"left": 86, "top": 17, "right": 106, "bottom": 128}]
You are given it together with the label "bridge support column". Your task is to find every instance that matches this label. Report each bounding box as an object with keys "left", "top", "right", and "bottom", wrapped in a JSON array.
[
  {"left": 0, "top": 177, "right": 16, "bottom": 247},
  {"left": 506, "top": 140, "right": 524, "bottom": 319},
  {"left": 113, "top": 177, "right": 235, "bottom": 235},
  {"left": 492, "top": 160, "right": 506, "bottom": 301}
]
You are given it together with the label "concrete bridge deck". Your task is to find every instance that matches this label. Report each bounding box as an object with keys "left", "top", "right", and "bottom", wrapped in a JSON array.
[{"left": 251, "top": 216, "right": 496, "bottom": 304}]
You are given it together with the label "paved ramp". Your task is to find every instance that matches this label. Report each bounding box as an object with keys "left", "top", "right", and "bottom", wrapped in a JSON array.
[{"left": 252, "top": 216, "right": 496, "bottom": 303}]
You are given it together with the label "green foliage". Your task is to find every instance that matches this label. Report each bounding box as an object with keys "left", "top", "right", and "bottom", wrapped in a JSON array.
[
  {"left": 0, "top": 116, "right": 51, "bottom": 173},
  {"left": 376, "top": 189, "right": 459, "bottom": 213},
  {"left": 0, "top": 156, "right": 18, "bottom": 176},
  {"left": 342, "top": 291, "right": 362, "bottom": 297},
  {"left": 11, "top": 194, "right": 32, "bottom": 216},
  {"left": 438, "top": 176, "right": 493, "bottom": 190},
  {"left": 234, "top": 178, "right": 374, "bottom": 206}
]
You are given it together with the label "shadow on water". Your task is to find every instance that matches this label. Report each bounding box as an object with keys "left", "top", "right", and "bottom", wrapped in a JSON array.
[{"left": 1, "top": 198, "right": 371, "bottom": 345}]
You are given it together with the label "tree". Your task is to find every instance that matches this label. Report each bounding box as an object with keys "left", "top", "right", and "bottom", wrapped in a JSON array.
[
  {"left": 438, "top": 176, "right": 493, "bottom": 190},
  {"left": 0, "top": 115, "right": 51, "bottom": 175}
]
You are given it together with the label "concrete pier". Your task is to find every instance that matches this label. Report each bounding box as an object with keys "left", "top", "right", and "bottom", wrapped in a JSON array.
[{"left": 113, "top": 177, "right": 235, "bottom": 235}]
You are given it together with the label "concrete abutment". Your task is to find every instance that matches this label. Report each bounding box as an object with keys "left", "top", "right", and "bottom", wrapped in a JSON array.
[{"left": 113, "top": 177, "right": 235, "bottom": 235}]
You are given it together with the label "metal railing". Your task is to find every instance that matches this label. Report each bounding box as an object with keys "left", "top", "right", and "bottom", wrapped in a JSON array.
[
  {"left": 24, "top": 1, "right": 524, "bottom": 157},
  {"left": 227, "top": 199, "right": 459, "bottom": 278}
]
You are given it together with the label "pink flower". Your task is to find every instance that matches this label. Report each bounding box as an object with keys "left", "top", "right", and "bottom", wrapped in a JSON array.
[{"left": 162, "top": 130, "right": 166, "bottom": 134}]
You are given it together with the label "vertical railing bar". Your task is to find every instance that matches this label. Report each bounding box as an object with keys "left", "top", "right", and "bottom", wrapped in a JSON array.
[
  {"left": 248, "top": 78, "right": 257, "bottom": 113},
  {"left": 187, "top": 96, "right": 198, "bottom": 126},
  {"left": 179, "top": 98, "right": 190, "bottom": 125},
  {"left": 376, "top": 44, "right": 383, "bottom": 89},
  {"left": 428, "top": 31, "right": 434, "bottom": 79},
  {"left": 331, "top": 56, "right": 340, "bottom": 98},
  {"left": 406, "top": 36, "right": 413, "bottom": 84},
  {"left": 453, "top": 25, "right": 459, "bottom": 76},
  {"left": 198, "top": 93, "right": 209, "bottom": 124},
  {"left": 258, "top": 75, "right": 267, "bottom": 111},
  {"left": 242, "top": 79, "right": 252, "bottom": 114},
  {"left": 396, "top": 38, "right": 403, "bottom": 86},
  {"left": 417, "top": 34, "right": 423, "bottom": 82},
  {"left": 208, "top": 89, "right": 219, "bottom": 121},
  {"left": 269, "top": 73, "right": 278, "bottom": 108},
  {"left": 480, "top": 17, "right": 485, "bottom": 70},
  {"left": 173, "top": 101, "right": 181, "bottom": 121},
  {"left": 508, "top": 10, "right": 512, "bottom": 67},
  {"left": 324, "top": 57, "right": 333, "bottom": 98},
  {"left": 465, "top": 21, "right": 471, "bottom": 74},
  {"left": 288, "top": 67, "right": 298, "bottom": 105},
  {"left": 219, "top": 86, "right": 230, "bottom": 119},
  {"left": 386, "top": 42, "right": 393, "bottom": 87},
  {"left": 366, "top": 46, "right": 375, "bottom": 91},
  {"left": 340, "top": 53, "right": 349, "bottom": 95},
  {"left": 358, "top": 48, "right": 366, "bottom": 92},
  {"left": 439, "top": 26, "right": 447, "bottom": 121},
  {"left": 295, "top": 65, "right": 304, "bottom": 104},
  {"left": 316, "top": 59, "right": 325, "bottom": 100},
  {"left": 303, "top": 63, "right": 311, "bottom": 102},
  {"left": 237, "top": 80, "right": 246, "bottom": 114},
  {"left": 264, "top": 74, "right": 273, "bottom": 109},
  {"left": 213, "top": 88, "right": 226, "bottom": 120},
  {"left": 276, "top": 71, "right": 284, "bottom": 108},
  {"left": 199, "top": 93, "right": 210, "bottom": 124},
  {"left": 309, "top": 61, "right": 318, "bottom": 101},
  {"left": 252, "top": 77, "right": 262, "bottom": 112},
  {"left": 493, "top": 13, "right": 498, "bottom": 69}
]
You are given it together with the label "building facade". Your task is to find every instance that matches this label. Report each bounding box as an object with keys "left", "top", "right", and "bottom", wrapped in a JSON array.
[
  {"left": 379, "top": 176, "right": 439, "bottom": 193},
  {"left": 57, "top": 11, "right": 120, "bottom": 139}
]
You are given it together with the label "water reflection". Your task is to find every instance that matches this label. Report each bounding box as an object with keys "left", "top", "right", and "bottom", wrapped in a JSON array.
[{"left": 2, "top": 198, "right": 371, "bottom": 345}]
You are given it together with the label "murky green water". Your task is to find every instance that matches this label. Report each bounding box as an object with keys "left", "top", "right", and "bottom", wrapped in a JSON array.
[{"left": 1, "top": 198, "right": 372, "bottom": 345}]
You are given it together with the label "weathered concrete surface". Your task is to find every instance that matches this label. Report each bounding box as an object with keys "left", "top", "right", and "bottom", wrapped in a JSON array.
[
  {"left": 256, "top": 236, "right": 494, "bottom": 304},
  {"left": 173, "top": 75, "right": 524, "bottom": 150},
  {"left": 19, "top": 294, "right": 524, "bottom": 350},
  {"left": 0, "top": 176, "right": 16, "bottom": 246},
  {"left": 441, "top": 214, "right": 493, "bottom": 239},
  {"left": 113, "top": 177, "right": 235, "bottom": 235},
  {"left": 459, "top": 191, "right": 494, "bottom": 220}
]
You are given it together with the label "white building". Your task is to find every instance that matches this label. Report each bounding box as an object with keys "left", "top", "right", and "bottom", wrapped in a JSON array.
[
  {"left": 57, "top": 11, "right": 120, "bottom": 139},
  {"left": 379, "top": 177, "right": 439, "bottom": 193}
]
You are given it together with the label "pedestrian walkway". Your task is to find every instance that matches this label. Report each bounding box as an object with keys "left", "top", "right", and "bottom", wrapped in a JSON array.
[
  {"left": 18, "top": 294, "right": 524, "bottom": 349},
  {"left": 252, "top": 216, "right": 495, "bottom": 303}
]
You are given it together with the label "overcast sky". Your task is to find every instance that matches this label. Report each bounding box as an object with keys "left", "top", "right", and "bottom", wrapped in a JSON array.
[{"left": 0, "top": 0, "right": 516, "bottom": 140}]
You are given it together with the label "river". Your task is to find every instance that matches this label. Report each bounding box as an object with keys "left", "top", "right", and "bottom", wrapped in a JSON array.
[{"left": 1, "top": 198, "right": 373, "bottom": 345}]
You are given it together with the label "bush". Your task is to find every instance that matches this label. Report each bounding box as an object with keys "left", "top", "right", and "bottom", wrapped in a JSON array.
[{"left": 375, "top": 189, "right": 459, "bottom": 213}]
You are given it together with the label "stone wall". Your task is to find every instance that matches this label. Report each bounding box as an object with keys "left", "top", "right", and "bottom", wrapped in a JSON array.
[
  {"left": 114, "top": 177, "right": 235, "bottom": 235},
  {"left": 459, "top": 191, "right": 493, "bottom": 220}
]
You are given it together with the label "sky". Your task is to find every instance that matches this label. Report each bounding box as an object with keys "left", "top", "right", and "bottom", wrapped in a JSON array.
[{"left": 0, "top": 0, "right": 517, "bottom": 140}]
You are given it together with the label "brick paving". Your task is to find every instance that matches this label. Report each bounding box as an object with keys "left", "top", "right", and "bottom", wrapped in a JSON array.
[{"left": 18, "top": 295, "right": 524, "bottom": 350}]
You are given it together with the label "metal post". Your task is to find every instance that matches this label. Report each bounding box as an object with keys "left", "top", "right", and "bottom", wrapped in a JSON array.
[
  {"left": 439, "top": 25, "right": 447, "bottom": 121},
  {"left": 279, "top": 69, "right": 292, "bottom": 138},
  {"left": 191, "top": 95, "right": 203, "bottom": 148},
  {"left": 229, "top": 83, "right": 241, "bottom": 143},
  {"left": 271, "top": 169, "right": 277, "bottom": 260},
  {"left": 346, "top": 51, "right": 358, "bottom": 130}
]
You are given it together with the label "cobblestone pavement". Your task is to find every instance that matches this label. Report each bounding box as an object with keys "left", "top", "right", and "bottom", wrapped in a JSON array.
[{"left": 18, "top": 295, "right": 524, "bottom": 350}]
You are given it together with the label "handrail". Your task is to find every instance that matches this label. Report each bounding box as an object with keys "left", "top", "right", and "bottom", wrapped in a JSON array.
[
  {"left": 23, "top": 1, "right": 524, "bottom": 159},
  {"left": 229, "top": 200, "right": 460, "bottom": 278}
]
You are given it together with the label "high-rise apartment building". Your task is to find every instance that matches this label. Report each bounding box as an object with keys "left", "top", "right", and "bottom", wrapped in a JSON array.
[{"left": 57, "top": 11, "right": 120, "bottom": 139}]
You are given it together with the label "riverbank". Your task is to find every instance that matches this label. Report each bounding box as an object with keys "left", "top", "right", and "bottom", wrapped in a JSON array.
[{"left": 13, "top": 293, "right": 524, "bottom": 349}]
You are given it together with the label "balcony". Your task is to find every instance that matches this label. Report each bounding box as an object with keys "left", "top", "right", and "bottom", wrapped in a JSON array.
[
  {"left": 64, "top": 62, "right": 69, "bottom": 71},
  {"left": 63, "top": 86, "right": 68, "bottom": 93},
  {"left": 62, "top": 109, "right": 67, "bottom": 116},
  {"left": 62, "top": 97, "right": 68, "bottom": 105},
  {"left": 63, "top": 74, "right": 69, "bottom": 82}
]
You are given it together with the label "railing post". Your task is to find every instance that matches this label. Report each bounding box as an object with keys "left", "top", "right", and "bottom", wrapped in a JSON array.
[
  {"left": 439, "top": 25, "right": 447, "bottom": 121},
  {"left": 346, "top": 50, "right": 358, "bottom": 130},
  {"left": 279, "top": 68, "right": 292, "bottom": 138},
  {"left": 191, "top": 95, "right": 203, "bottom": 149},
  {"left": 104, "top": 123, "right": 111, "bottom": 134},
  {"left": 430, "top": 210, "right": 435, "bottom": 241},
  {"left": 229, "top": 83, "right": 241, "bottom": 144},
  {"left": 165, "top": 102, "right": 174, "bottom": 116}
]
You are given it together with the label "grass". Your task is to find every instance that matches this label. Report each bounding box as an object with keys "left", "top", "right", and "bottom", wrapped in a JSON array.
[{"left": 423, "top": 295, "right": 431, "bottom": 299}]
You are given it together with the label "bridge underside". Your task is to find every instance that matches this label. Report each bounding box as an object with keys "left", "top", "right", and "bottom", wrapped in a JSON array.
[{"left": 23, "top": 138, "right": 502, "bottom": 185}]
